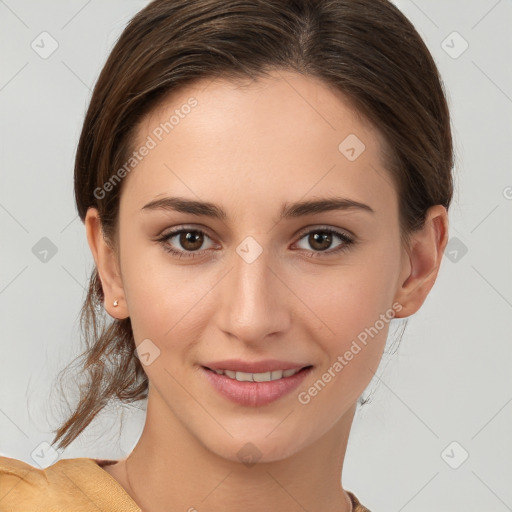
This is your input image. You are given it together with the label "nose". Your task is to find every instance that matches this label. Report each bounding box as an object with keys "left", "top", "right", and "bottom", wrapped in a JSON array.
[{"left": 216, "top": 240, "right": 292, "bottom": 344}]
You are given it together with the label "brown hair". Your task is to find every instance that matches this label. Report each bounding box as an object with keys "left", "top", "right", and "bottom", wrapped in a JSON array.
[{"left": 51, "top": 0, "right": 454, "bottom": 450}]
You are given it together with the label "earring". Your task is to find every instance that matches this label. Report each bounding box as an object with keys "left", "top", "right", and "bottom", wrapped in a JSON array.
[{"left": 113, "top": 299, "right": 119, "bottom": 307}]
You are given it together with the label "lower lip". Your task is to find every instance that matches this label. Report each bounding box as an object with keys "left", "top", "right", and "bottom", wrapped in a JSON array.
[{"left": 201, "top": 366, "right": 313, "bottom": 407}]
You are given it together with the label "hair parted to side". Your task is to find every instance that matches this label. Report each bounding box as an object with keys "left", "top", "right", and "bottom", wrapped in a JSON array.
[{"left": 51, "top": 0, "right": 454, "bottom": 451}]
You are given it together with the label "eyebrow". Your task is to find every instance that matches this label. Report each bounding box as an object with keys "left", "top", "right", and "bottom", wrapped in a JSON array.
[{"left": 141, "top": 196, "right": 375, "bottom": 220}]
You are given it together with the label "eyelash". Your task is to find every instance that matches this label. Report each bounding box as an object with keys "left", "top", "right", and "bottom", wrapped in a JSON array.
[{"left": 156, "top": 226, "right": 355, "bottom": 260}]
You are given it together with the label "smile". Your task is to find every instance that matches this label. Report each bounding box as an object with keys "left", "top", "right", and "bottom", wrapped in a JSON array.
[{"left": 201, "top": 365, "right": 313, "bottom": 406}]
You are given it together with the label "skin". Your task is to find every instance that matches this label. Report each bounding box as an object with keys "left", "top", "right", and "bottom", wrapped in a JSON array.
[{"left": 85, "top": 70, "right": 448, "bottom": 512}]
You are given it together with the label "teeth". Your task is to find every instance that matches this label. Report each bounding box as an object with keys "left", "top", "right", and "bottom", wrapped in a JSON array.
[
  {"left": 253, "top": 371, "right": 271, "bottom": 382},
  {"left": 213, "top": 368, "right": 302, "bottom": 382},
  {"left": 235, "top": 371, "right": 254, "bottom": 382}
]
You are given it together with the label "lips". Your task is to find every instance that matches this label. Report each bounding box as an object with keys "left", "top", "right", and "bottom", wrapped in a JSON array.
[{"left": 200, "top": 359, "right": 313, "bottom": 406}]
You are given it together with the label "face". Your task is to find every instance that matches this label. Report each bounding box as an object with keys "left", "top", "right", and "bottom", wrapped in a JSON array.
[{"left": 99, "top": 71, "right": 411, "bottom": 462}]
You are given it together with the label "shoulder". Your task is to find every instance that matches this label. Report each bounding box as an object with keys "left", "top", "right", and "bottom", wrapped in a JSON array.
[
  {"left": 0, "top": 457, "right": 56, "bottom": 506},
  {"left": 0, "top": 455, "right": 48, "bottom": 497},
  {"left": 0, "top": 455, "right": 88, "bottom": 506},
  {"left": 0, "top": 455, "right": 140, "bottom": 511}
]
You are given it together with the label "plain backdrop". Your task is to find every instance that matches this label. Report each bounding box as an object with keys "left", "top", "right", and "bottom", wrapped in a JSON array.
[{"left": 0, "top": 1, "right": 511, "bottom": 510}]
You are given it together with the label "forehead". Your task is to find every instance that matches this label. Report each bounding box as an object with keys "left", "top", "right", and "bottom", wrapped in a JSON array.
[
  {"left": 136, "top": 70, "right": 384, "bottom": 148},
  {"left": 121, "top": 70, "right": 396, "bottom": 216}
]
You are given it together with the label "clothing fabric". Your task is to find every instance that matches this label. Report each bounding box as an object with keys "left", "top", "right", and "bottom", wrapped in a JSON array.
[{"left": 0, "top": 455, "right": 371, "bottom": 511}]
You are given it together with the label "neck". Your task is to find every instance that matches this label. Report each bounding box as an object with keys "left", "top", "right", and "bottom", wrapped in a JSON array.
[{"left": 119, "top": 387, "right": 356, "bottom": 512}]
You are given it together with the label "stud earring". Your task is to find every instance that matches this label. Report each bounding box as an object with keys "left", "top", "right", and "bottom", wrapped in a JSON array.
[{"left": 113, "top": 300, "right": 119, "bottom": 307}]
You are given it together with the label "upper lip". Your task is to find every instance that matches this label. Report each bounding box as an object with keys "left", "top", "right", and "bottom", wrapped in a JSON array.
[{"left": 203, "top": 359, "right": 312, "bottom": 373}]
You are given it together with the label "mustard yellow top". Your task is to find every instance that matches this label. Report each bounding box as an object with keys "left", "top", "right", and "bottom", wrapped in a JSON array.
[{"left": 0, "top": 455, "right": 371, "bottom": 511}]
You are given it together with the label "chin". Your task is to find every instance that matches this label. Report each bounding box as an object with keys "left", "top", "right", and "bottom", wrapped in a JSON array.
[{"left": 200, "top": 426, "right": 311, "bottom": 466}]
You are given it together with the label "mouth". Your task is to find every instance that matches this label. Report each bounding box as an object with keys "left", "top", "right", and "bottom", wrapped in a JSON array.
[{"left": 200, "top": 364, "right": 314, "bottom": 407}]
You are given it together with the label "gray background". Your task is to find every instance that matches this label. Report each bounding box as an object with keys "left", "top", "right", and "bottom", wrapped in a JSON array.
[{"left": 1, "top": 1, "right": 511, "bottom": 510}]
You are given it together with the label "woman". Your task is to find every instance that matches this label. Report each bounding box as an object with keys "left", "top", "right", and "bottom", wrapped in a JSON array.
[{"left": 0, "top": 0, "right": 453, "bottom": 510}]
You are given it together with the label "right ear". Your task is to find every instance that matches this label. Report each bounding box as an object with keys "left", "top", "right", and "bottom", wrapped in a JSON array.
[{"left": 84, "top": 207, "right": 129, "bottom": 320}]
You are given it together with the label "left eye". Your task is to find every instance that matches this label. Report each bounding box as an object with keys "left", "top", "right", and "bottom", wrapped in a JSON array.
[{"left": 157, "top": 226, "right": 354, "bottom": 259}]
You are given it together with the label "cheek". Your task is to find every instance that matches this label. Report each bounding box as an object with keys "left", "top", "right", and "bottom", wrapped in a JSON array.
[
  {"left": 124, "top": 273, "right": 200, "bottom": 347},
  {"left": 119, "top": 239, "right": 217, "bottom": 362},
  {"left": 292, "top": 250, "right": 400, "bottom": 394},
  {"left": 293, "top": 267, "right": 397, "bottom": 425},
  {"left": 117, "top": 236, "right": 181, "bottom": 341},
  {"left": 294, "top": 258, "right": 399, "bottom": 345}
]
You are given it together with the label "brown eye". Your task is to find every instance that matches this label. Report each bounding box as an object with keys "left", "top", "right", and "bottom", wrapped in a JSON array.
[
  {"left": 294, "top": 227, "right": 355, "bottom": 258},
  {"left": 307, "top": 232, "right": 333, "bottom": 251},
  {"left": 178, "top": 230, "right": 204, "bottom": 251},
  {"left": 157, "top": 228, "right": 215, "bottom": 258}
]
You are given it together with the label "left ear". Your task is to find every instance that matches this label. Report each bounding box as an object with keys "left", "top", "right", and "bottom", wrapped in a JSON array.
[{"left": 393, "top": 205, "right": 449, "bottom": 318}]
